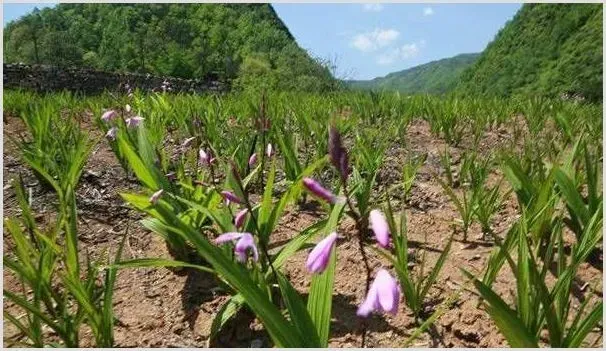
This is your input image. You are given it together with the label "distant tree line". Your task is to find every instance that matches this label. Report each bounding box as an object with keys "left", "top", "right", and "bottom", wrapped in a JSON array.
[{"left": 4, "top": 3, "right": 339, "bottom": 92}]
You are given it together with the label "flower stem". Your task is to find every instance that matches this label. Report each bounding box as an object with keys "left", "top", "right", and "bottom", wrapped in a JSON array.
[{"left": 342, "top": 179, "right": 371, "bottom": 347}]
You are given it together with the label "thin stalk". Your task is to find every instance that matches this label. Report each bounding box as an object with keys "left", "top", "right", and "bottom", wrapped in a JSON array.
[{"left": 342, "top": 179, "right": 370, "bottom": 348}]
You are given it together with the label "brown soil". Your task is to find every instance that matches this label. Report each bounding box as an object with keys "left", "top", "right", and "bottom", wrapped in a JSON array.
[{"left": 3, "top": 113, "right": 603, "bottom": 348}]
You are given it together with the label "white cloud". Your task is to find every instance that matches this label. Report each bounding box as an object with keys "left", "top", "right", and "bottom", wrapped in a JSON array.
[
  {"left": 363, "top": 4, "right": 384, "bottom": 12},
  {"left": 377, "top": 52, "right": 398, "bottom": 65},
  {"left": 376, "top": 40, "right": 425, "bottom": 65},
  {"left": 423, "top": 7, "right": 434, "bottom": 16},
  {"left": 351, "top": 28, "right": 400, "bottom": 52},
  {"left": 399, "top": 43, "right": 420, "bottom": 58}
]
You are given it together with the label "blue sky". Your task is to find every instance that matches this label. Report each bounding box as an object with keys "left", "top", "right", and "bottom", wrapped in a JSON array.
[
  {"left": 4, "top": 2, "right": 522, "bottom": 80},
  {"left": 273, "top": 3, "right": 522, "bottom": 80}
]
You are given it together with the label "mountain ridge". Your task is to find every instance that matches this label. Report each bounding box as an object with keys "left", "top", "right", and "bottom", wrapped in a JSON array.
[
  {"left": 456, "top": 3, "right": 602, "bottom": 101},
  {"left": 346, "top": 53, "right": 480, "bottom": 94}
]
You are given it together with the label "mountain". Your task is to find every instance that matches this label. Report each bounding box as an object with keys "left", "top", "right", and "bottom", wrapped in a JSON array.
[
  {"left": 346, "top": 53, "right": 480, "bottom": 94},
  {"left": 3, "top": 3, "right": 337, "bottom": 92},
  {"left": 457, "top": 4, "right": 603, "bottom": 101}
]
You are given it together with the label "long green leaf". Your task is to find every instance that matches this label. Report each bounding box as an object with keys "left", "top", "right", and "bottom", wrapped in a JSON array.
[
  {"left": 210, "top": 294, "right": 245, "bottom": 341},
  {"left": 277, "top": 272, "right": 320, "bottom": 347},
  {"left": 461, "top": 270, "right": 538, "bottom": 347},
  {"left": 306, "top": 202, "right": 344, "bottom": 347}
]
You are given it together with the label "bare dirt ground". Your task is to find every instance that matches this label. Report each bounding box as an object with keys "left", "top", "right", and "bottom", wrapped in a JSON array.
[{"left": 3, "top": 114, "right": 603, "bottom": 348}]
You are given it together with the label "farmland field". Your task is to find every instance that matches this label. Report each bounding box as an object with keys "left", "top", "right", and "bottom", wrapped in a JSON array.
[{"left": 2, "top": 89, "right": 603, "bottom": 348}]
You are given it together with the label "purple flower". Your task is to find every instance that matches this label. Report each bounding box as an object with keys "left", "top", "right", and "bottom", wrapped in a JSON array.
[
  {"left": 199, "top": 149, "right": 210, "bottom": 165},
  {"left": 221, "top": 191, "right": 242, "bottom": 204},
  {"left": 149, "top": 189, "right": 164, "bottom": 204},
  {"left": 215, "top": 232, "right": 259, "bottom": 262},
  {"left": 328, "top": 126, "right": 349, "bottom": 181},
  {"left": 370, "top": 210, "right": 390, "bottom": 248},
  {"left": 101, "top": 110, "right": 117, "bottom": 122},
  {"left": 266, "top": 143, "right": 273, "bottom": 158},
  {"left": 357, "top": 269, "right": 400, "bottom": 317},
  {"left": 105, "top": 127, "right": 117, "bottom": 140},
  {"left": 248, "top": 153, "right": 257, "bottom": 166},
  {"left": 125, "top": 116, "right": 144, "bottom": 128},
  {"left": 234, "top": 208, "right": 249, "bottom": 228},
  {"left": 306, "top": 232, "right": 338, "bottom": 274},
  {"left": 302, "top": 177, "right": 336, "bottom": 204}
]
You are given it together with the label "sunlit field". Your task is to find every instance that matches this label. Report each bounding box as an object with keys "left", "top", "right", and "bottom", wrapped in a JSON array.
[{"left": 2, "top": 88, "right": 602, "bottom": 347}]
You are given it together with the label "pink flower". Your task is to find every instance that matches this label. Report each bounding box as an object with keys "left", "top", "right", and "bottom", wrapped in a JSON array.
[
  {"left": 199, "top": 149, "right": 210, "bottom": 165},
  {"left": 221, "top": 191, "right": 242, "bottom": 204},
  {"left": 302, "top": 177, "right": 336, "bottom": 204},
  {"left": 125, "top": 116, "right": 144, "bottom": 128},
  {"left": 306, "top": 232, "right": 338, "bottom": 274},
  {"left": 234, "top": 208, "right": 249, "bottom": 228},
  {"left": 149, "top": 189, "right": 164, "bottom": 204},
  {"left": 370, "top": 210, "right": 390, "bottom": 248},
  {"left": 215, "top": 232, "right": 259, "bottom": 262},
  {"left": 105, "top": 127, "right": 117, "bottom": 140},
  {"left": 248, "top": 153, "right": 257, "bottom": 166},
  {"left": 357, "top": 269, "right": 400, "bottom": 317},
  {"left": 101, "top": 110, "right": 117, "bottom": 122}
]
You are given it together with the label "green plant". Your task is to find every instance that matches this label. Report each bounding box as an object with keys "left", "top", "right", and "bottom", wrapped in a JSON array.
[
  {"left": 400, "top": 153, "right": 427, "bottom": 202},
  {"left": 438, "top": 146, "right": 455, "bottom": 188},
  {"left": 473, "top": 178, "right": 509, "bottom": 239},
  {"left": 4, "top": 175, "right": 121, "bottom": 347},
  {"left": 372, "top": 199, "right": 454, "bottom": 323},
  {"left": 437, "top": 175, "right": 477, "bottom": 242},
  {"left": 554, "top": 141, "right": 603, "bottom": 241},
  {"left": 463, "top": 207, "right": 603, "bottom": 347}
]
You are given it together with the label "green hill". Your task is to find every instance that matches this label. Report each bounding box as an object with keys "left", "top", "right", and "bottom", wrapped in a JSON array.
[
  {"left": 3, "top": 3, "right": 337, "bottom": 92},
  {"left": 347, "top": 53, "right": 480, "bottom": 94},
  {"left": 457, "top": 3, "right": 603, "bottom": 101}
]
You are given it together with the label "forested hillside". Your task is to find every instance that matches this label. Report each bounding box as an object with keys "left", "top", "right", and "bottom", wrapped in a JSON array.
[
  {"left": 347, "top": 53, "right": 479, "bottom": 94},
  {"left": 3, "top": 3, "right": 337, "bottom": 91},
  {"left": 457, "top": 3, "right": 603, "bottom": 101}
]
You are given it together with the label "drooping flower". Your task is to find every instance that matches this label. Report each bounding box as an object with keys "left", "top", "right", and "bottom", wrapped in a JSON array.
[
  {"left": 105, "top": 127, "right": 117, "bottom": 140},
  {"left": 248, "top": 153, "right": 257, "bottom": 166},
  {"left": 125, "top": 116, "right": 144, "bottom": 128},
  {"left": 149, "top": 189, "right": 164, "bottom": 204},
  {"left": 215, "top": 232, "right": 259, "bottom": 262},
  {"left": 306, "top": 232, "right": 338, "bottom": 274},
  {"left": 101, "top": 110, "right": 117, "bottom": 122},
  {"left": 266, "top": 143, "right": 273, "bottom": 158},
  {"left": 221, "top": 190, "right": 242, "bottom": 205},
  {"left": 199, "top": 149, "right": 210, "bottom": 165},
  {"left": 125, "top": 104, "right": 132, "bottom": 113},
  {"left": 369, "top": 209, "right": 390, "bottom": 248},
  {"left": 357, "top": 269, "right": 401, "bottom": 317},
  {"left": 234, "top": 208, "right": 249, "bottom": 228},
  {"left": 302, "top": 177, "right": 336, "bottom": 204}
]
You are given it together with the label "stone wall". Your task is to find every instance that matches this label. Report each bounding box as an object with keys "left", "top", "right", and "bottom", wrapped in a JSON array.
[{"left": 3, "top": 63, "right": 227, "bottom": 94}]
